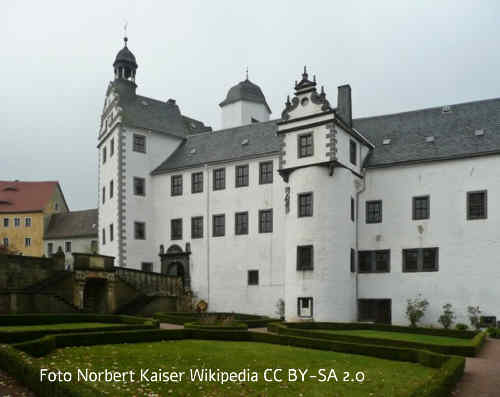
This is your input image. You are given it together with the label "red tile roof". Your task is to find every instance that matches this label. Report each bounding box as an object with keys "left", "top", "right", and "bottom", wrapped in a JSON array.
[{"left": 0, "top": 181, "right": 63, "bottom": 213}]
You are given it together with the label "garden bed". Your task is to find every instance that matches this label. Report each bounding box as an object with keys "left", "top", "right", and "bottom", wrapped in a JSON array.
[
  {"left": 268, "top": 322, "right": 486, "bottom": 356},
  {"left": 153, "top": 312, "right": 276, "bottom": 328},
  {"left": 0, "top": 327, "right": 465, "bottom": 397},
  {"left": 0, "top": 314, "right": 158, "bottom": 344},
  {"left": 184, "top": 321, "right": 248, "bottom": 331}
]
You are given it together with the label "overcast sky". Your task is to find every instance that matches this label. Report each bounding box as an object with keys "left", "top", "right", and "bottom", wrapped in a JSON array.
[{"left": 3, "top": 1, "right": 500, "bottom": 210}]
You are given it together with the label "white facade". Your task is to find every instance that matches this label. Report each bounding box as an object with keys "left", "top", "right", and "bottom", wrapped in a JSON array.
[
  {"left": 44, "top": 237, "right": 97, "bottom": 268},
  {"left": 221, "top": 100, "right": 270, "bottom": 129},
  {"left": 98, "top": 45, "right": 500, "bottom": 325}
]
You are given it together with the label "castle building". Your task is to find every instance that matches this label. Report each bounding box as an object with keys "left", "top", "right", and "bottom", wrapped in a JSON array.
[{"left": 98, "top": 38, "right": 500, "bottom": 325}]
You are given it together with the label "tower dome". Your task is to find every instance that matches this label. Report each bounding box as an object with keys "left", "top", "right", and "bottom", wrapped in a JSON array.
[
  {"left": 219, "top": 77, "right": 271, "bottom": 128},
  {"left": 220, "top": 78, "right": 271, "bottom": 113},
  {"left": 113, "top": 37, "right": 137, "bottom": 82}
]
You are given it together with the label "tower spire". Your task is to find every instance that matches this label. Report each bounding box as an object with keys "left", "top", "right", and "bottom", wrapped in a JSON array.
[
  {"left": 123, "top": 21, "right": 128, "bottom": 46},
  {"left": 245, "top": 66, "right": 249, "bottom": 81}
]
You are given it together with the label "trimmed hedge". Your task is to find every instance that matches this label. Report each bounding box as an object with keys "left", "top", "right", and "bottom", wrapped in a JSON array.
[
  {"left": 153, "top": 312, "right": 276, "bottom": 328},
  {"left": 184, "top": 321, "right": 248, "bottom": 331},
  {"left": 268, "top": 322, "right": 486, "bottom": 357},
  {"left": 280, "top": 321, "right": 478, "bottom": 338},
  {"left": 0, "top": 314, "right": 159, "bottom": 344},
  {"left": 487, "top": 328, "right": 500, "bottom": 338},
  {"left": 5, "top": 327, "right": 465, "bottom": 397}
]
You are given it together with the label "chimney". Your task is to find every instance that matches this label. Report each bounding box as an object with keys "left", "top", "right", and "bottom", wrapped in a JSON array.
[{"left": 337, "top": 85, "right": 352, "bottom": 127}]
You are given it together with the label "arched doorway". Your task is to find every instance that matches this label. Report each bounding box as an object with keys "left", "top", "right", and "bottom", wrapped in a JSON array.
[
  {"left": 83, "top": 278, "right": 108, "bottom": 313},
  {"left": 160, "top": 244, "right": 191, "bottom": 291}
]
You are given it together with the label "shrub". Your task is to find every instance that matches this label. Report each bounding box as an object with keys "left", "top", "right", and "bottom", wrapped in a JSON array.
[
  {"left": 406, "top": 295, "right": 429, "bottom": 327},
  {"left": 275, "top": 299, "right": 285, "bottom": 320},
  {"left": 467, "top": 306, "right": 481, "bottom": 330},
  {"left": 438, "top": 303, "right": 456, "bottom": 329},
  {"left": 455, "top": 323, "right": 468, "bottom": 331}
]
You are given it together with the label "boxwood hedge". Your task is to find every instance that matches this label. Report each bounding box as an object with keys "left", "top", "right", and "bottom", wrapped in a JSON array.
[
  {"left": 0, "top": 314, "right": 158, "bottom": 344},
  {"left": 268, "top": 322, "right": 486, "bottom": 357},
  {"left": 184, "top": 321, "right": 248, "bottom": 331},
  {"left": 153, "top": 312, "right": 276, "bottom": 328},
  {"left": 2, "top": 327, "right": 465, "bottom": 397}
]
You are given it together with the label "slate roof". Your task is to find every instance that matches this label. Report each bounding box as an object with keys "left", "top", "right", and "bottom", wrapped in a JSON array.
[
  {"left": 219, "top": 79, "right": 271, "bottom": 113},
  {"left": 44, "top": 209, "right": 98, "bottom": 239},
  {"left": 354, "top": 97, "right": 500, "bottom": 168},
  {"left": 152, "top": 120, "right": 280, "bottom": 173},
  {"left": 152, "top": 97, "right": 500, "bottom": 174},
  {"left": 0, "top": 181, "right": 63, "bottom": 213},
  {"left": 113, "top": 45, "right": 137, "bottom": 67}
]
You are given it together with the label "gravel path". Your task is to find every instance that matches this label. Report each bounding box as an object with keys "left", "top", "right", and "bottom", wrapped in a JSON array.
[
  {"left": 0, "top": 369, "right": 36, "bottom": 397},
  {"left": 452, "top": 338, "right": 500, "bottom": 397}
]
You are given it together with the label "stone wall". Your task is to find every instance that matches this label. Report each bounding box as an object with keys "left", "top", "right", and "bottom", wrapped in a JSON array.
[{"left": 0, "top": 253, "right": 65, "bottom": 290}]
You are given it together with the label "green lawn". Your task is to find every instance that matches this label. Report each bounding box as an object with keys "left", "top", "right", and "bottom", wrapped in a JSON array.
[
  {"left": 36, "top": 340, "right": 437, "bottom": 397},
  {"left": 312, "top": 329, "right": 473, "bottom": 346},
  {"left": 0, "top": 323, "right": 127, "bottom": 332}
]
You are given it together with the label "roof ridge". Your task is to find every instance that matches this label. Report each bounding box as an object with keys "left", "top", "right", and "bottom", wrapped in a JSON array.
[
  {"left": 354, "top": 96, "right": 500, "bottom": 122},
  {"left": 184, "top": 119, "right": 279, "bottom": 140}
]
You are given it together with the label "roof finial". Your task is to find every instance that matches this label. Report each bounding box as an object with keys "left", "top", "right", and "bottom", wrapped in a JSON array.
[
  {"left": 245, "top": 66, "right": 248, "bottom": 81},
  {"left": 123, "top": 21, "right": 128, "bottom": 46},
  {"left": 313, "top": 75, "right": 316, "bottom": 82}
]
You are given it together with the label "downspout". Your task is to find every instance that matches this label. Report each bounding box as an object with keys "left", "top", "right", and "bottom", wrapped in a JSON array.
[
  {"left": 355, "top": 149, "right": 371, "bottom": 320},
  {"left": 205, "top": 164, "right": 210, "bottom": 309}
]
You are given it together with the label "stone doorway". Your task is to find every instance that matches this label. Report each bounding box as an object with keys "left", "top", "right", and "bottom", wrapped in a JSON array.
[
  {"left": 159, "top": 244, "right": 191, "bottom": 291},
  {"left": 83, "top": 278, "right": 108, "bottom": 313}
]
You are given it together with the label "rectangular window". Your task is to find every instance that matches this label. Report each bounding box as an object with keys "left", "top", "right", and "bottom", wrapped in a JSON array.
[
  {"left": 25, "top": 217, "right": 32, "bottom": 227},
  {"left": 351, "top": 197, "right": 355, "bottom": 222},
  {"left": 110, "top": 138, "right": 115, "bottom": 157},
  {"left": 65, "top": 241, "right": 72, "bottom": 253},
  {"left": 3, "top": 218, "right": 8, "bottom": 227},
  {"left": 134, "top": 222, "right": 146, "bottom": 240},
  {"left": 235, "top": 165, "right": 249, "bottom": 187},
  {"left": 109, "top": 180, "right": 114, "bottom": 199},
  {"left": 102, "top": 187, "right": 105, "bottom": 204},
  {"left": 358, "top": 250, "right": 390, "bottom": 273},
  {"left": 366, "top": 200, "right": 382, "bottom": 223},
  {"left": 47, "top": 242, "right": 53, "bottom": 256},
  {"left": 413, "top": 196, "right": 430, "bottom": 220},
  {"left": 422, "top": 248, "right": 439, "bottom": 271},
  {"left": 403, "top": 248, "right": 438, "bottom": 272},
  {"left": 141, "top": 262, "right": 153, "bottom": 272},
  {"left": 350, "top": 248, "right": 356, "bottom": 272},
  {"left": 171, "top": 175, "right": 183, "bottom": 196},
  {"left": 191, "top": 216, "right": 203, "bottom": 239},
  {"left": 259, "top": 161, "right": 273, "bottom": 184},
  {"left": 259, "top": 209, "right": 273, "bottom": 233},
  {"left": 171, "top": 218, "right": 183, "bottom": 240},
  {"left": 248, "top": 270, "right": 259, "bottom": 286},
  {"left": 213, "top": 168, "right": 226, "bottom": 190},
  {"left": 467, "top": 190, "right": 487, "bottom": 220},
  {"left": 212, "top": 214, "right": 225, "bottom": 237},
  {"left": 297, "top": 297, "right": 313, "bottom": 318},
  {"left": 133, "top": 177, "right": 146, "bottom": 196},
  {"left": 298, "top": 133, "right": 314, "bottom": 158},
  {"left": 235, "top": 212, "right": 249, "bottom": 235},
  {"left": 350, "top": 139, "right": 357, "bottom": 165},
  {"left": 133, "top": 134, "right": 146, "bottom": 153},
  {"left": 358, "top": 251, "right": 372, "bottom": 273},
  {"left": 109, "top": 224, "right": 114, "bottom": 242},
  {"left": 102, "top": 146, "right": 107, "bottom": 164},
  {"left": 102, "top": 228, "right": 106, "bottom": 245},
  {"left": 91, "top": 240, "right": 98, "bottom": 253},
  {"left": 298, "top": 192, "right": 313, "bottom": 217},
  {"left": 3, "top": 237, "right": 8, "bottom": 247},
  {"left": 191, "top": 172, "right": 203, "bottom": 193},
  {"left": 14, "top": 218, "right": 20, "bottom": 227},
  {"left": 297, "top": 245, "right": 313, "bottom": 270},
  {"left": 25, "top": 237, "right": 31, "bottom": 247}
]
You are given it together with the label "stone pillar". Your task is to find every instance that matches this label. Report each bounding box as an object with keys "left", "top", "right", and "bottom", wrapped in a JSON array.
[
  {"left": 10, "top": 293, "right": 17, "bottom": 313},
  {"left": 73, "top": 273, "right": 86, "bottom": 309},
  {"left": 106, "top": 274, "right": 116, "bottom": 313}
]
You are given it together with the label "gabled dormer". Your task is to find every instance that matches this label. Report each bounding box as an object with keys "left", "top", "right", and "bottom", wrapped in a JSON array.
[{"left": 277, "top": 68, "right": 373, "bottom": 181}]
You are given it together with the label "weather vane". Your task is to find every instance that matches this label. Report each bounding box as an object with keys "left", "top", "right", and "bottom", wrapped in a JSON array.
[
  {"left": 123, "top": 21, "right": 128, "bottom": 45},
  {"left": 245, "top": 66, "right": 249, "bottom": 80}
]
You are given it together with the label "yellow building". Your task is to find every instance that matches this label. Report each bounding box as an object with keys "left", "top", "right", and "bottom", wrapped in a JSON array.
[{"left": 0, "top": 181, "right": 69, "bottom": 256}]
